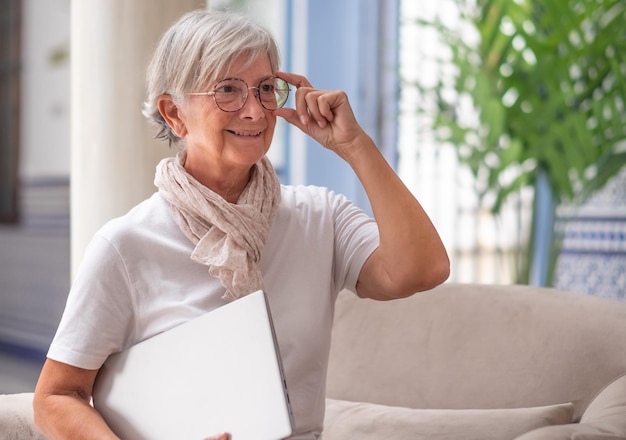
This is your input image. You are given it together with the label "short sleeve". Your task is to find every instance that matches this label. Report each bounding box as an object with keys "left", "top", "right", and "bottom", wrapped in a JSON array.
[
  {"left": 47, "top": 233, "right": 135, "bottom": 370},
  {"left": 329, "top": 191, "right": 379, "bottom": 294}
]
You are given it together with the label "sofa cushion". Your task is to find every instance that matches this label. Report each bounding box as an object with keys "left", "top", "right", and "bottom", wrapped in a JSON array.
[
  {"left": 323, "top": 398, "right": 574, "bottom": 440},
  {"left": 0, "top": 393, "right": 46, "bottom": 440},
  {"left": 514, "top": 424, "right": 625, "bottom": 439}
]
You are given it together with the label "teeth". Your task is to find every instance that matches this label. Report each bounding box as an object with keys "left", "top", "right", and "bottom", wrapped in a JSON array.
[{"left": 233, "top": 130, "right": 262, "bottom": 136}]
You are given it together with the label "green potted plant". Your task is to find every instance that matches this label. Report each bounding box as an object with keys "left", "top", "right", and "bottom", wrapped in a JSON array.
[{"left": 413, "top": 0, "right": 626, "bottom": 284}]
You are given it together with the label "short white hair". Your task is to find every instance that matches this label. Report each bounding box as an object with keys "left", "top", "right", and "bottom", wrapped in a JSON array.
[{"left": 143, "top": 9, "right": 281, "bottom": 146}]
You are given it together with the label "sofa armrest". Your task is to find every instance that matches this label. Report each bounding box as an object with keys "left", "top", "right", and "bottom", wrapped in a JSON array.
[
  {"left": 0, "top": 393, "right": 46, "bottom": 440},
  {"left": 581, "top": 373, "right": 626, "bottom": 431},
  {"left": 516, "top": 374, "right": 626, "bottom": 440}
]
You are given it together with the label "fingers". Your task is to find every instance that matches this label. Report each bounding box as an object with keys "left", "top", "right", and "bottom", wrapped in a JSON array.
[
  {"left": 274, "top": 90, "right": 333, "bottom": 130},
  {"left": 275, "top": 71, "right": 311, "bottom": 88},
  {"left": 304, "top": 91, "right": 337, "bottom": 128},
  {"left": 275, "top": 71, "right": 338, "bottom": 128},
  {"left": 203, "top": 433, "right": 230, "bottom": 440},
  {"left": 275, "top": 71, "right": 318, "bottom": 126},
  {"left": 274, "top": 72, "right": 362, "bottom": 153},
  {"left": 312, "top": 92, "right": 338, "bottom": 125}
]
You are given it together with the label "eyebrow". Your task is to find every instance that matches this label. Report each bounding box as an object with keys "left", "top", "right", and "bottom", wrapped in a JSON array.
[{"left": 212, "top": 75, "right": 275, "bottom": 87}]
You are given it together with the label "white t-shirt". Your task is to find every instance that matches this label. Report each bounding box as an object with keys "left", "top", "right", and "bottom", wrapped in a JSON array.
[{"left": 48, "top": 184, "right": 379, "bottom": 437}]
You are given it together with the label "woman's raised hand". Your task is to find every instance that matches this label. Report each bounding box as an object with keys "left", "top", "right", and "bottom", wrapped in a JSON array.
[{"left": 273, "top": 71, "right": 368, "bottom": 161}]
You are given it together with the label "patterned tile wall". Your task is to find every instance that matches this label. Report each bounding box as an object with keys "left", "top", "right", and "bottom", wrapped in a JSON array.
[{"left": 554, "top": 168, "right": 626, "bottom": 301}]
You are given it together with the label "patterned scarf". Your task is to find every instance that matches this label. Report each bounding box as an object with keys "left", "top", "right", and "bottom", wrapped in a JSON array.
[{"left": 154, "top": 151, "right": 281, "bottom": 301}]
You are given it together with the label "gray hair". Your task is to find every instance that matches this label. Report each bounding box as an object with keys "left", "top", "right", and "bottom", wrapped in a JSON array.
[{"left": 143, "top": 9, "right": 281, "bottom": 146}]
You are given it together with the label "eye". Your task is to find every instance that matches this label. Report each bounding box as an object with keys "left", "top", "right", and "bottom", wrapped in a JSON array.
[
  {"left": 214, "top": 80, "right": 245, "bottom": 95},
  {"left": 259, "top": 83, "right": 275, "bottom": 93}
]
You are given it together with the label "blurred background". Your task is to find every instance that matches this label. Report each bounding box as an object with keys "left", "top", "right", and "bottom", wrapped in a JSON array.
[{"left": 1, "top": 0, "right": 625, "bottom": 393}]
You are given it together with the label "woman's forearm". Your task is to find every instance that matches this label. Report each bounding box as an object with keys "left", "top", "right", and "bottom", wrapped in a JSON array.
[
  {"left": 345, "top": 133, "right": 450, "bottom": 298},
  {"left": 33, "top": 393, "right": 120, "bottom": 440},
  {"left": 33, "top": 359, "right": 120, "bottom": 440}
]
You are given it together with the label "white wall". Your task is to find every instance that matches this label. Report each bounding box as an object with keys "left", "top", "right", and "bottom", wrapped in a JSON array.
[{"left": 20, "top": 0, "right": 71, "bottom": 179}]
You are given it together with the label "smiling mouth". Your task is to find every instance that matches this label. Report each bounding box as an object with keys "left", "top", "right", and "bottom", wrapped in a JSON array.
[{"left": 228, "top": 130, "right": 263, "bottom": 137}]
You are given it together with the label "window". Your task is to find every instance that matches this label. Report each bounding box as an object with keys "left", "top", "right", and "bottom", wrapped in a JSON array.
[{"left": 398, "top": 0, "right": 531, "bottom": 284}]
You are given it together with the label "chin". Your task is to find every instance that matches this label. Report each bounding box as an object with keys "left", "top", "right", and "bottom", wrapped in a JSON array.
[{"left": 232, "top": 151, "right": 269, "bottom": 167}]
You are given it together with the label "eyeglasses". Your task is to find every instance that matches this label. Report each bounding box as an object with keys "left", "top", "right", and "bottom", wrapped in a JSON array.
[{"left": 188, "top": 77, "right": 291, "bottom": 112}]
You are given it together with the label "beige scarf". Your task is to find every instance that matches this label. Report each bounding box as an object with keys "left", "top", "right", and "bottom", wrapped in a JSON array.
[{"left": 154, "top": 151, "right": 281, "bottom": 301}]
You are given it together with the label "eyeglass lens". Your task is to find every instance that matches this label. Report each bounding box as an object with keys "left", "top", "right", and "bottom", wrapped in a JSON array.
[{"left": 213, "top": 77, "right": 290, "bottom": 112}]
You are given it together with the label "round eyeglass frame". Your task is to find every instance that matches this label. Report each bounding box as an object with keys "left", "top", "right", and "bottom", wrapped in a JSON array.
[{"left": 187, "top": 76, "right": 291, "bottom": 112}]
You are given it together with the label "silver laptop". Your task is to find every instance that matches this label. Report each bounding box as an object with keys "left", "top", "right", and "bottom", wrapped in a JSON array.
[{"left": 92, "top": 290, "right": 294, "bottom": 440}]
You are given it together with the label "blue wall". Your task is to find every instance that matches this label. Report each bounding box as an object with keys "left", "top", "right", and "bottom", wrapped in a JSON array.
[
  {"left": 283, "top": 0, "right": 398, "bottom": 213},
  {"left": 304, "top": 0, "right": 365, "bottom": 208}
]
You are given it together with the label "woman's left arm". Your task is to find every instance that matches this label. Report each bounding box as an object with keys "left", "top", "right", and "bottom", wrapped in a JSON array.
[{"left": 275, "top": 72, "right": 450, "bottom": 300}]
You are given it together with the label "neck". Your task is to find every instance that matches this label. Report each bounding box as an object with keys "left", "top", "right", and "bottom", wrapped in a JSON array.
[
  {"left": 214, "top": 177, "right": 251, "bottom": 203},
  {"left": 183, "top": 156, "right": 253, "bottom": 204}
]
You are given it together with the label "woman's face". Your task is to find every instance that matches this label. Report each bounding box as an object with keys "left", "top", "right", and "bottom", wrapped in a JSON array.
[{"left": 178, "top": 54, "right": 277, "bottom": 174}]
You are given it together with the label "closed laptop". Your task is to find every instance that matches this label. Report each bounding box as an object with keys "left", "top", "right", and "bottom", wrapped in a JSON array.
[{"left": 92, "top": 290, "right": 294, "bottom": 440}]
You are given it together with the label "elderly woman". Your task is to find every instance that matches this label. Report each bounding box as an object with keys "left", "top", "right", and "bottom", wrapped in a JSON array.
[{"left": 33, "top": 9, "right": 449, "bottom": 440}]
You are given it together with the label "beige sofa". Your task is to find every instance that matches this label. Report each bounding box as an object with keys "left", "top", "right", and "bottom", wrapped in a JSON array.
[
  {"left": 2, "top": 283, "right": 626, "bottom": 439},
  {"left": 324, "top": 283, "right": 626, "bottom": 439}
]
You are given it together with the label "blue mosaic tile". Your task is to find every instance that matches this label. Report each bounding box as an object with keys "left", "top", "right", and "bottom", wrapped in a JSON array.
[{"left": 554, "top": 168, "right": 626, "bottom": 301}]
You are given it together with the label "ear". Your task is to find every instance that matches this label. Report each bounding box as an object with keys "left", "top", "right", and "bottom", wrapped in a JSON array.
[{"left": 157, "top": 95, "right": 188, "bottom": 137}]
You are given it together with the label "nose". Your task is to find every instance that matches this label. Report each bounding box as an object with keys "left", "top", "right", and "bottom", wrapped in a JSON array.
[{"left": 239, "top": 87, "right": 265, "bottom": 119}]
